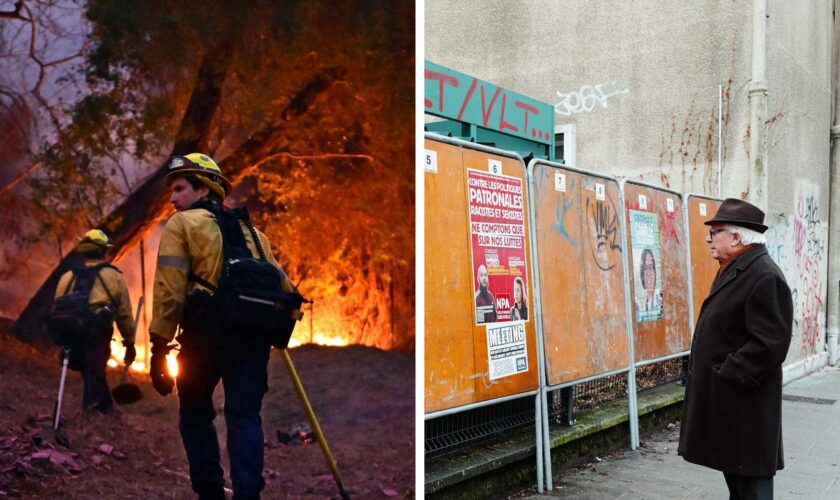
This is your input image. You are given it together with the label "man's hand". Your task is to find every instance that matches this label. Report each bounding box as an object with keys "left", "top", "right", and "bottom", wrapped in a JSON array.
[
  {"left": 150, "top": 337, "right": 175, "bottom": 396},
  {"left": 123, "top": 343, "right": 137, "bottom": 366}
]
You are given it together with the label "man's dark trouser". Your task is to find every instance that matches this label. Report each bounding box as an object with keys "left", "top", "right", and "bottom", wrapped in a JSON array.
[
  {"left": 176, "top": 333, "right": 270, "bottom": 500},
  {"left": 724, "top": 472, "right": 773, "bottom": 500},
  {"left": 81, "top": 330, "right": 113, "bottom": 414}
]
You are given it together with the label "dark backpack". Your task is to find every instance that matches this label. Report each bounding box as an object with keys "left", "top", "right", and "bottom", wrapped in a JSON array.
[
  {"left": 188, "top": 201, "right": 304, "bottom": 349},
  {"left": 47, "top": 264, "right": 116, "bottom": 349}
]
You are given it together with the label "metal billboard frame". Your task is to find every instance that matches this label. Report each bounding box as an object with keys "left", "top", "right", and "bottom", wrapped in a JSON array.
[{"left": 424, "top": 132, "right": 547, "bottom": 491}]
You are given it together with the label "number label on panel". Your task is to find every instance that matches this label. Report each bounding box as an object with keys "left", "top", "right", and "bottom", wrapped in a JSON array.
[
  {"left": 666, "top": 197, "right": 675, "bottom": 213},
  {"left": 595, "top": 183, "right": 605, "bottom": 201},
  {"left": 424, "top": 149, "right": 438, "bottom": 173},
  {"left": 699, "top": 203, "right": 707, "bottom": 216},
  {"left": 554, "top": 172, "right": 567, "bottom": 192},
  {"left": 488, "top": 159, "right": 502, "bottom": 174},
  {"left": 638, "top": 194, "right": 648, "bottom": 210}
]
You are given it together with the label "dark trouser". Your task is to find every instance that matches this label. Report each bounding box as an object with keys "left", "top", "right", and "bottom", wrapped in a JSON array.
[
  {"left": 176, "top": 332, "right": 270, "bottom": 500},
  {"left": 724, "top": 472, "right": 773, "bottom": 500},
  {"left": 81, "top": 330, "right": 113, "bottom": 414}
]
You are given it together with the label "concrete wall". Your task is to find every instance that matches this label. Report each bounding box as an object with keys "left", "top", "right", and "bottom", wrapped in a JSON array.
[
  {"left": 764, "top": 0, "right": 833, "bottom": 368},
  {"left": 426, "top": 0, "right": 835, "bottom": 370}
]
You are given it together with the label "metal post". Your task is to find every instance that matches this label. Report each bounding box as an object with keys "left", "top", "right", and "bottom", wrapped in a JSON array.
[
  {"left": 559, "top": 387, "right": 574, "bottom": 425},
  {"left": 826, "top": 0, "right": 840, "bottom": 366},
  {"left": 618, "top": 180, "right": 641, "bottom": 449},
  {"left": 718, "top": 82, "right": 723, "bottom": 198},
  {"left": 748, "top": 0, "right": 769, "bottom": 210},
  {"left": 683, "top": 195, "right": 697, "bottom": 383},
  {"left": 535, "top": 393, "right": 543, "bottom": 492},
  {"left": 526, "top": 159, "right": 552, "bottom": 491}
]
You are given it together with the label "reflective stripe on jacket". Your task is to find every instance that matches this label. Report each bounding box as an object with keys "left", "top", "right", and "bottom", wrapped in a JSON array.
[
  {"left": 55, "top": 260, "right": 136, "bottom": 343},
  {"left": 150, "top": 207, "right": 292, "bottom": 341}
]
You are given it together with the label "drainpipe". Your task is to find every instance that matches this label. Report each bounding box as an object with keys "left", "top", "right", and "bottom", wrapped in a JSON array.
[
  {"left": 827, "top": 0, "right": 840, "bottom": 365},
  {"left": 748, "top": 0, "right": 769, "bottom": 210}
]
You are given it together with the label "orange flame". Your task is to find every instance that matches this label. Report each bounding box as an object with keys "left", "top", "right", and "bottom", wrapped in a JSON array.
[
  {"left": 288, "top": 331, "right": 349, "bottom": 348},
  {"left": 166, "top": 352, "right": 179, "bottom": 377}
]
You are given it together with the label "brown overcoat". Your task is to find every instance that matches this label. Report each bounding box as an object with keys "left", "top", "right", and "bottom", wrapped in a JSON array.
[{"left": 678, "top": 245, "right": 793, "bottom": 476}]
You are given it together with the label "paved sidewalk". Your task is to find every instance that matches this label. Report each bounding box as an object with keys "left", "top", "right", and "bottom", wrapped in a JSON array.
[{"left": 519, "top": 366, "right": 840, "bottom": 499}]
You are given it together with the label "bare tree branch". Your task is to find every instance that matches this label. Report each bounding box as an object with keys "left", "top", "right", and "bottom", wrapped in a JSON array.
[
  {"left": 251, "top": 152, "right": 374, "bottom": 169},
  {"left": 0, "top": 2, "right": 28, "bottom": 21},
  {"left": 0, "top": 161, "right": 41, "bottom": 196}
]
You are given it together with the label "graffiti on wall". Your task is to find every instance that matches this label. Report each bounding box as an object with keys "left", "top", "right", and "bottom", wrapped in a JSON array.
[
  {"left": 768, "top": 182, "right": 828, "bottom": 363},
  {"left": 792, "top": 185, "right": 826, "bottom": 359},
  {"left": 425, "top": 61, "right": 554, "bottom": 144},
  {"left": 547, "top": 173, "right": 578, "bottom": 247},
  {"left": 554, "top": 81, "right": 629, "bottom": 117},
  {"left": 585, "top": 191, "right": 623, "bottom": 272},
  {"left": 764, "top": 216, "right": 790, "bottom": 275}
]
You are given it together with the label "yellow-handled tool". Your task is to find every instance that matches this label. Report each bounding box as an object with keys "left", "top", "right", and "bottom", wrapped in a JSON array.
[{"left": 281, "top": 348, "right": 350, "bottom": 500}]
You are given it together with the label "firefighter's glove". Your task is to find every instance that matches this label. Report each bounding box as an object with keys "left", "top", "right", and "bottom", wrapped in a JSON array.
[
  {"left": 123, "top": 343, "right": 137, "bottom": 366},
  {"left": 150, "top": 338, "right": 174, "bottom": 397}
]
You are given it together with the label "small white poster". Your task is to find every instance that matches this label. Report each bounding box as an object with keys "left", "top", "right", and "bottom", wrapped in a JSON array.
[
  {"left": 424, "top": 149, "right": 438, "bottom": 173},
  {"left": 699, "top": 203, "right": 707, "bottom": 216},
  {"left": 638, "top": 194, "right": 648, "bottom": 210},
  {"left": 666, "top": 197, "right": 675, "bottom": 213},
  {"left": 554, "top": 172, "right": 566, "bottom": 192},
  {"left": 486, "top": 321, "right": 529, "bottom": 380},
  {"left": 595, "top": 183, "right": 605, "bottom": 201},
  {"left": 488, "top": 159, "right": 502, "bottom": 174}
]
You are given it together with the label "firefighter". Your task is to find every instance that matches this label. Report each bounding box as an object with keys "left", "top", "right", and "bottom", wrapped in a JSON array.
[
  {"left": 149, "top": 153, "right": 296, "bottom": 500},
  {"left": 54, "top": 229, "right": 136, "bottom": 414}
]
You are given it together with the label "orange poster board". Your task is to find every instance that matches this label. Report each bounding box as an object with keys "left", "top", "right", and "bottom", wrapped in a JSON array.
[
  {"left": 529, "top": 162, "right": 630, "bottom": 385},
  {"left": 686, "top": 196, "right": 723, "bottom": 329},
  {"left": 424, "top": 137, "right": 538, "bottom": 414},
  {"left": 622, "top": 183, "right": 691, "bottom": 362}
]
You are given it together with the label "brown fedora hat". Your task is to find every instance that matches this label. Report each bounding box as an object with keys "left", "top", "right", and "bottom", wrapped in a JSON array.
[{"left": 704, "top": 198, "right": 768, "bottom": 233}]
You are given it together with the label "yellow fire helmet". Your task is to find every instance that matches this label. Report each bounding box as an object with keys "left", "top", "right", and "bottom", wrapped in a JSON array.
[
  {"left": 77, "top": 228, "right": 113, "bottom": 248},
  {"left": 164, "top": 153, "right": 232, "bottom": 199}
]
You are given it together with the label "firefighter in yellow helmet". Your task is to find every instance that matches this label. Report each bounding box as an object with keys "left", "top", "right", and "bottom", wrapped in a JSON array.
[
  {"left": 54, "top": 229, "right": 136, "bottom": 414},
  {"left": 149, "top": 153, "right": 301, "bottom": 499}
]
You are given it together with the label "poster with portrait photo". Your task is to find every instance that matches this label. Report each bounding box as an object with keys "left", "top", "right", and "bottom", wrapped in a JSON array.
[
  {"left": 467, "top": 168, "right": 529, "bottom": 326},
  {"left": 630, "top": 209, "right": 663, "bottom": 322}
]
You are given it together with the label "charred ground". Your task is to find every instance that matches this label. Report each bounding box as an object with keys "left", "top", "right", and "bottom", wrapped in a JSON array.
[{"left": 0, "top": 332, "right": 414, "bottom": 498}]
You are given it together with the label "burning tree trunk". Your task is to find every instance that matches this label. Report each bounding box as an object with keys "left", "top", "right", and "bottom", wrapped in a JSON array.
[{"left": 14, "top": 56, "right": 345, "bottom": 342}]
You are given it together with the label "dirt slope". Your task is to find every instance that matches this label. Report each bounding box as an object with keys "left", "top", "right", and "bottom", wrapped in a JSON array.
[{"left": 0, "top": 332, "right": 414, "bottom": 498}]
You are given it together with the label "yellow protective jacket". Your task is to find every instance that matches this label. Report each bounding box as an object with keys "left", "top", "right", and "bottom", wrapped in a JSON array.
[
  {"left": 150, "top": 206, "right": 294, "bottom": 342},
  {"left": 55, "top": 260, "right": 136, "bottom": 344}
]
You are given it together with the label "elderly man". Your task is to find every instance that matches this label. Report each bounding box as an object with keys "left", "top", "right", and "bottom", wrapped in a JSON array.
[{"left": 678, "top": 198, "right": 793, "bottom": 500}]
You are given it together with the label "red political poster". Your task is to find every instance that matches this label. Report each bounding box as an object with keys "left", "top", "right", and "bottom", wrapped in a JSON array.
[{"left": 468, "top": 169, "right": 529, "bottom": 325}]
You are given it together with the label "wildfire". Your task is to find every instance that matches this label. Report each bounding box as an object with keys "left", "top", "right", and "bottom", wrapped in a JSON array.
[
  {"left": 107, "top": 339, "right": 178, "bottom": 377},
  {"left": 288, "top": 331, "right": 350, "bottom": 348},
  {"left": 108, "top": 339, "right": 147, "bottom": 372}
]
